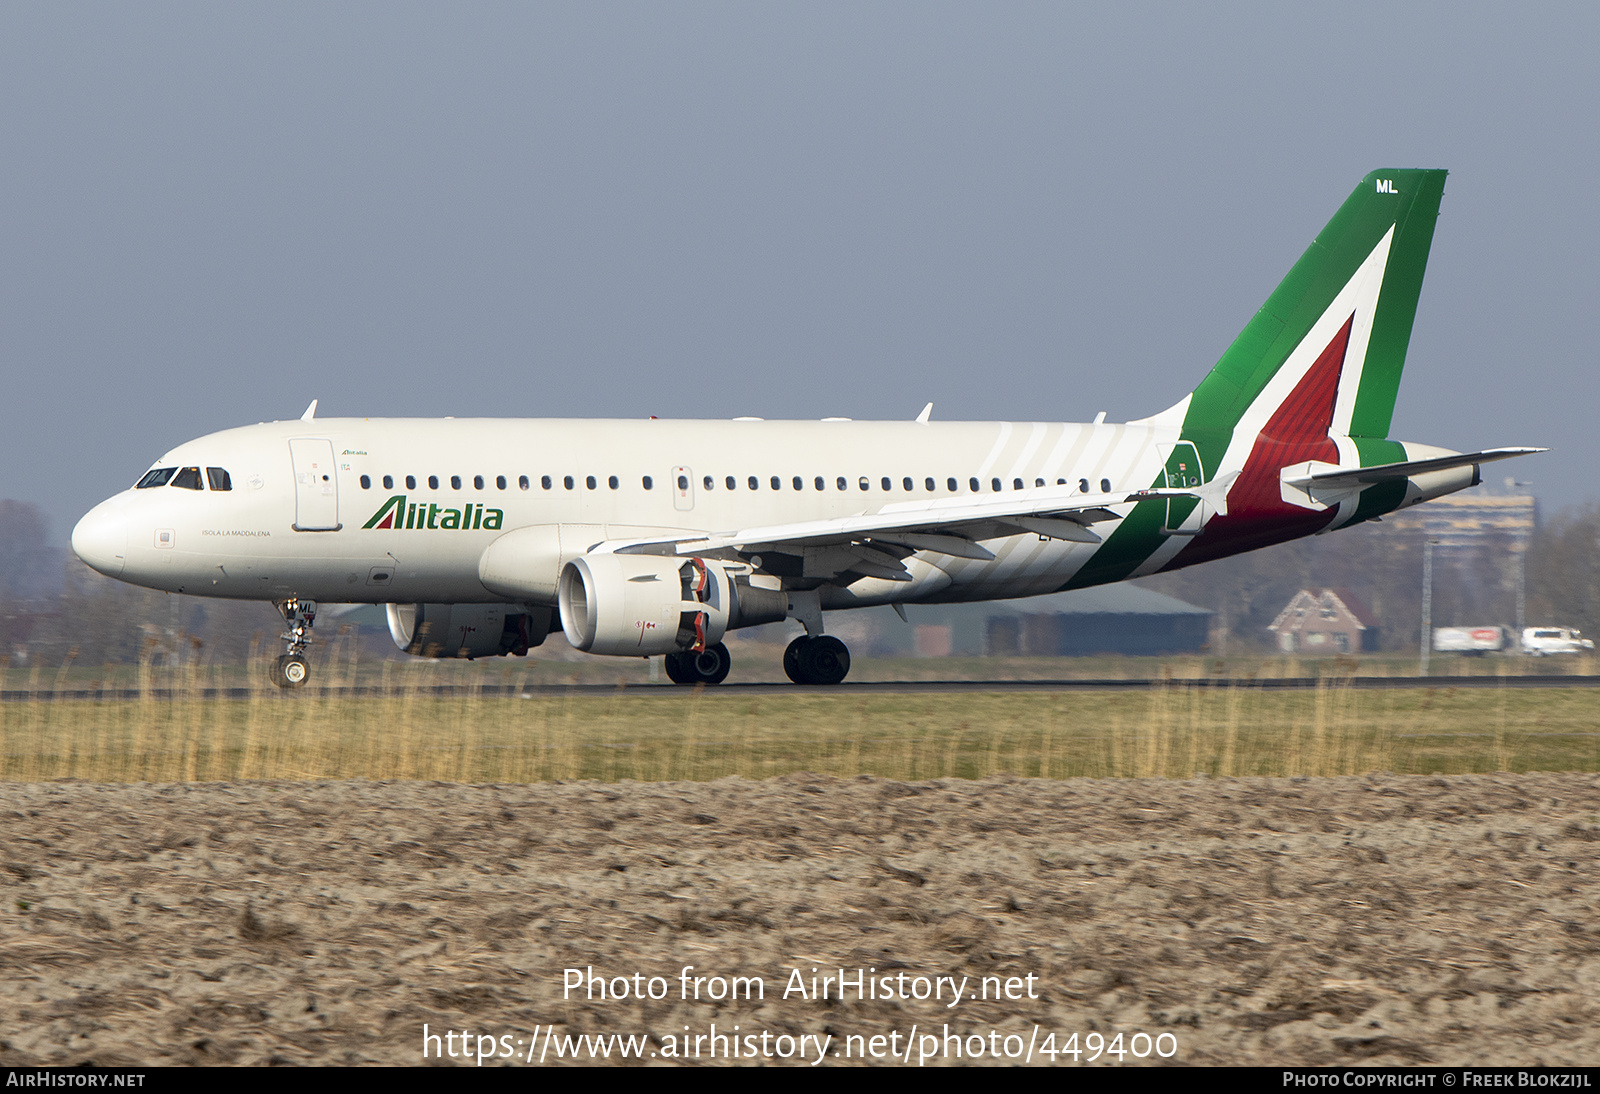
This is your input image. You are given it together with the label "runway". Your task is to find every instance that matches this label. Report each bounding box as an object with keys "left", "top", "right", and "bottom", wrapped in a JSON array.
[{"left": 6, "top": 674, "right": 1598, "bottom": 702}]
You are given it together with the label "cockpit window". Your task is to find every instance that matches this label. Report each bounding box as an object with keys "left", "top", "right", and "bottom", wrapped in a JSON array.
[
  {"left": 171, "top": 467, "right": 204, "bottom": 490},
  {"left": 136, "top": 468, "right": 176, "bottom": 489},
  {"left": 206, "top": 467, "right": 232, "bottom": 491}
]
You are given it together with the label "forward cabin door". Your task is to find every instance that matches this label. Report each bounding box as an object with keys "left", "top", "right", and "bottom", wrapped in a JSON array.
[{"left": 289, "top": 439, "right": 341, "bottom": 531}]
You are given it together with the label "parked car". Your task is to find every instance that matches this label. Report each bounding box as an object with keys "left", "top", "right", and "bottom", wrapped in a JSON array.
[
  {"left": 1521, "top": 627, "right": 1595, "bottom": 656},
  {"left": 1433, "top": 626, "right": 1512, "bottom": 655}
]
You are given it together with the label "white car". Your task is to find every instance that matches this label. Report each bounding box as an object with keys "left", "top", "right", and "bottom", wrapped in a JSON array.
[{"left": 1521, "top": 627, "right": 1595, "bottom": 656}]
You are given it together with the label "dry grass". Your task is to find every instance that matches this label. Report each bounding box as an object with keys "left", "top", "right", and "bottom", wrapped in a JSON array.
[{"left": 2, "top": 659, "right": 1597, "bottom": 783}]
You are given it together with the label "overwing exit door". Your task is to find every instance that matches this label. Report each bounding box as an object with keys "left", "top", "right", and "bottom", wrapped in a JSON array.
[{"left": 290, "top": 439, "right": 341, "bottom": 531}]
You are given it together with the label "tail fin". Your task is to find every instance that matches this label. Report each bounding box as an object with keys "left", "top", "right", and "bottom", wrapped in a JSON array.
[{"left": 1170, "top": 169, "right": 1447, "bottom": 474}]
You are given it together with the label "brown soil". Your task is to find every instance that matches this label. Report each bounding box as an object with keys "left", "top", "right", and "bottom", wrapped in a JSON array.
[{"left": 1, "top": 774, "right": 1597, "bottom": 1067}]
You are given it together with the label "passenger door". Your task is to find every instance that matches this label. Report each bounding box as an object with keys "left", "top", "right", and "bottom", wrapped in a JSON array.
[{"left": 289, "top": 439, "right": 341, "bottom": 531}]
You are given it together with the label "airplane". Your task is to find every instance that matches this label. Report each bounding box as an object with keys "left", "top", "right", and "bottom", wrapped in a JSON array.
[{"left": 71, "top": 169, "right": 1543, "bottom": 689}]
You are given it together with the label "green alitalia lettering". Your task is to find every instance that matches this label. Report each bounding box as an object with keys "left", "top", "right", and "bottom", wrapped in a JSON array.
[
  {"left": 362, "top": 495, "right": 406, "bottom": 530},
  {"left": 363, "top": 495, "right": 506, "bottom": 533}
]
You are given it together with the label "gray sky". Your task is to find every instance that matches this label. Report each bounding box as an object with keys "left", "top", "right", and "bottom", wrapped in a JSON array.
[{"left": 5, "top": 3, "right": 1596, "bottom": 546}]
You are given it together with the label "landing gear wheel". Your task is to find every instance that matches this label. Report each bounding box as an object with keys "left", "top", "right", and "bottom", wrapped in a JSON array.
[
  {"left": 273, "top": 653, "right": 310, "bottom": 689},
  {"left": 784, "top": 635, "right": 851, "bottom": 685},
  {"left": 664, "top": 643, "right": 731, "bottom": 686},
  {"left": 663, "top": 652, "right": 692, "bottom": 684}
]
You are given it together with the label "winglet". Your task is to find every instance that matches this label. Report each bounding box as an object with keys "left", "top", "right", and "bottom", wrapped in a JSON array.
[
  {"left": 301, "top": 399, "right": 318, "bottom": 421},
  {"left": 915, "top": 402, "right": 933, "bottom": 424}
]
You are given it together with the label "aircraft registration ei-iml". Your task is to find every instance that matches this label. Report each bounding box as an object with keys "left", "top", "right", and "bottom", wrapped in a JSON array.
[{"left": 72, "top": 169, "right": 1543, "bottom": 688}]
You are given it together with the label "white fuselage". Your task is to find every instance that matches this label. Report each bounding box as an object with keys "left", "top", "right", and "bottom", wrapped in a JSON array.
[{"left": 72, "top": 416, "right": 1178, "bottom": 610}]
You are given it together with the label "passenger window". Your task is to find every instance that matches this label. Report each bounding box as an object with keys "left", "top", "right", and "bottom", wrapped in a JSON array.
[
  {"left": 473, "top": 475, "right": 484, "bottom": 490},
  {"left": 206, "top": 467, "right": 233, "bottom": 491},
  {"left": 429, "top": 475, "right": 440, "bottom": 489},
  {"left": 642, "top": 476, "right": 653, "bottom": 490},
  {"left": 726, "top": 476, "right": 736, "bottom": 490},
  {"left": 451, "top": 475, "right": 462, "bottom": 490},
  {"left": 608, "top": 475, "right": 619, "bottom": 490},
  {"left": 1013, "top": 478, "right": 1023, "bottom": 490},
  {"left": 902, "top": 477, "right": 913, "bottom": 491},
  {"left": 1056, "top": 478, "right": 1066, "bottom": 486},
  {"left": 704, "top": 475, "right": 715, "bottom": 490},
  {"left": 946, "top": 478, "right": 956, "bottom": 492},
  {"left": 860, "top": 477, "right": 871, "bottom": 491},
  {"left": 771, "top": 476, "right": 781, "bottom": 490},
  {"left": 969, "top": 477, "right": 979, "bottom": 492},
  {"left": 749, "top": 476, "right": 759, "bottom": 490},
  {"left": 794, "top": 477, "right": 803, "bottom": 490},
  {"left": 1078, "top": 479, "right": 1089, "bottom": 492},
  {"left": 677, "top": 475, "right": 689, "bottom": 490},
  {"left": 586, "top": 476, "right": 597, "bottom": 490},
  {"left": 407, "top": 475, "right": 417, "bottom": 490},
  {"left": 383, "top": 475, "right": 394, "bottom": 489},
  {"left": 172, "top": 467, "right": 203, "bottom": 490},
  {"left": 563, "top": 476, "right": 574, "bottom": 490},
  {"left": 882, "top": 477, "right": 892, "bottom": 491},
  {"left": 519, "top": 475, "right": 530, "bottom": 490},
  {"left": 496, "top": 475, "right": 506, "bottom": 490},
  {"left": 359, "top": 474, "right": 371, "bottom": 490},
  {"left": 815, "top": 477, "right": 825, "bottom": 490},
  {"left": 837, "top": 477, "right": 847, "bottom": 490},
  {"left": 541, "top": 476, "right": 552, "bottom": 490},
  {"left": 991, "top": 478, "right": 1001, "bottom": 492},
  {"left": 1101, "top": 478, "right": 1111, "bottom": 492},
  {"left": 1035, "top": 478, "right": 1045, "bottom": 488},
  {"left": 136, "top": 468, "right": 176, "bottom": 489}
]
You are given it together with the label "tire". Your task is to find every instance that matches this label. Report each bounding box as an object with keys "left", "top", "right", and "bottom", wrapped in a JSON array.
[
  {"left": 688, "top": 643, "right": 732, "bottom": 685},
  {"left": 783, "top": 636, "right": 808, "bottom": 684},
  {"left": 273, "top": 654, "right": 309, "bottom": 689},
  {"left": 665, "top": 644, "right": 731, "bottom": 685},
  {"left": 790, "top": 635, "right": 850, "bottom": 685},
  {"left": 663, "top": 652, "right": 691, "bottom": 684}
]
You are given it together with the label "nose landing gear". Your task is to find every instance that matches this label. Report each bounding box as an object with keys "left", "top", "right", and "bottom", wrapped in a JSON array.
[{"left": 271, "top": 599, "right": 317, "bottom": 689}]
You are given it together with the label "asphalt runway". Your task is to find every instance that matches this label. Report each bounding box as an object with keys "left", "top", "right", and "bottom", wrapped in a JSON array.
[{"left": 5, "top": 674, "right": 1598, "bottom": 702}]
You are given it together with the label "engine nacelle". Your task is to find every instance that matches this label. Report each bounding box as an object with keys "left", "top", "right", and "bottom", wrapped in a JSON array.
[
  {"left": 386, "top": 603, "right": 552, "bottom": 659},
  {"left": 558, "top": 554, "right": 735, "bottom": 656}
]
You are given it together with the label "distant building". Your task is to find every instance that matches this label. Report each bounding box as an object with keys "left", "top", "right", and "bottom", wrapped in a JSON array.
[
  {"left": 981, "top": 584, "right": 1213, "bottom": 657},
  {"left": 1384, "top": 478, "right": 1535, "bottom": 566},
  {"left": 1268, "top": 588, "right": 1381, "bottom": 654}
]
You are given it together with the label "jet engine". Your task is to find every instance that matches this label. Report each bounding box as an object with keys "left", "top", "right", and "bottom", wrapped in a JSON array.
[
  {"left": 386, "top": 602, "right": 552, "bottom": 659},
  {"left": 558, "top": 555, "right": 737, "bottom": 656}
]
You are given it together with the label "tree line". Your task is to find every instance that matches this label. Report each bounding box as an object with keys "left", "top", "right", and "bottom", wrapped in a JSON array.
[{"left": 3, "top": 497, "right": 1597, "bottom": 665}]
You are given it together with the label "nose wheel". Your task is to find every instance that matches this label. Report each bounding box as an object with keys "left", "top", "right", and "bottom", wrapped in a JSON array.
[
  {"left": 271, "top": 598, "right": 317, "bottom": 689},
  {"left": 663, "top": 643, "right": 732, "bottom": 686},
  {"left": 273, "top": 653, "right": 310, "bottom": 688},
  {"left": 783, "top": 635, "right": 850, "bottom": 685}
]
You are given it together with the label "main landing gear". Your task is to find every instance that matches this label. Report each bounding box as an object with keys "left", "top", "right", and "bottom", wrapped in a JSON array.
[
  {"left": 663, "top": 643, "right": 732, "bottom": 686},
  {"left": 271, "top": 598, "right": 317, "bottom": 689},
  {"left": 783, "top": 635, "right": 851, "bottom": 686}
]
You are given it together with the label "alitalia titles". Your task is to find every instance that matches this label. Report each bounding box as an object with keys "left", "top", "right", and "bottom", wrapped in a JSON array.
[{"left": 362, "top": 495, "right": 503, "bottom": 532}]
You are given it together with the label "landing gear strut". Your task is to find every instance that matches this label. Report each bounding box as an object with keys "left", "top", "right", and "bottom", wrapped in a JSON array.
[
  {"left": 271, "top": 598, "right": 317, "bottom": 689},
  {"left": 783, "top": 635, "right": 851, "bottom": 686},
  {"left": 663, "top": 642, "right": 732, "bottom": 686}
]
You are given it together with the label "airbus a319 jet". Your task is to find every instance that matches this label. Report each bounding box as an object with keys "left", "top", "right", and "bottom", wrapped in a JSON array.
[{"left": 72, "top": 169, "right": 1541, "bottom": 688}]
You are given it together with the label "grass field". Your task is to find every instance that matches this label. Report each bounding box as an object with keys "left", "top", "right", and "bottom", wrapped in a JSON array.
[{"left": 2, "top": 668, "right": 1597, "bottom": 783}]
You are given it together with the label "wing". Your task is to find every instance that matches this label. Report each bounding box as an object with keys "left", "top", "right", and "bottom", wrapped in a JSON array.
[{"left": 601, "top": 484, "right": 1132, "bottom": 582}]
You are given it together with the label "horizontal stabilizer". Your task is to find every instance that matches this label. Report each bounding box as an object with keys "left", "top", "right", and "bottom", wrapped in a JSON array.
[{"left": 1282, "top": 447, "right": 1545, "bottom": 491}]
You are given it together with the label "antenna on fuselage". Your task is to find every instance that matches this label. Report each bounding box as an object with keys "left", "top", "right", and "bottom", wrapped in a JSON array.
[
  {"left": 915, "top": 402, "right": 933, "bottom": 423},
  {"left": 301, "top": 399, "right": 318, "bottom": 421}
]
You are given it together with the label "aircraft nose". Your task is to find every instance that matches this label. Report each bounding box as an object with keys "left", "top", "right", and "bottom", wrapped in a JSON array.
[{"left": 72, "top": 502, "right": 128, "bottom": 578}]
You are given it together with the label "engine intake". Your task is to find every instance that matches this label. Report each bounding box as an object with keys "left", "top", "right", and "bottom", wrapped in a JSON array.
[
  {"left": 387, "top": 603, "right": 552, "bottom": 659},
  {"left": 558, "top": 555, "right": 735, "bottom": 656}
]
